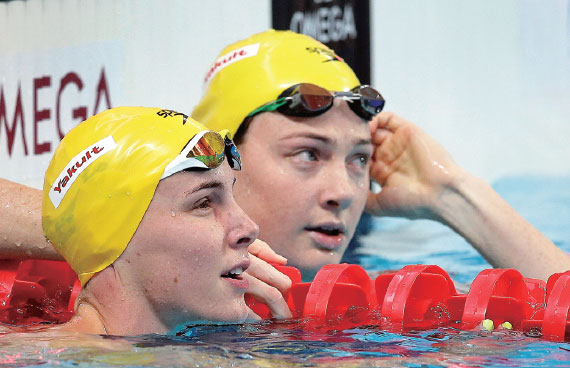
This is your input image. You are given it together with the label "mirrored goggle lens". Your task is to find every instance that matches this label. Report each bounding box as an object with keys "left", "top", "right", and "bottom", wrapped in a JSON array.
[
  {"left": 187, "top": 131, "right": 226, "bottom": 168},
  {"left": 297, "top": 83, "right": 334, "bottom": 111},
  {"left": 162, "top": 131, "right": 241, "bottom": 180},
  {"left": 187, "top": 131, "right": 224, "bottom": 158},
  {"left": 355, "top": 85, "right": 385, "bottom": 115}
]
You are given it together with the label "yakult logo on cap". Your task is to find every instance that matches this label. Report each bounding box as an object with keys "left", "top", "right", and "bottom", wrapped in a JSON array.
[
  {"left": 49, "top": 135, "right": 117, "bottom": 208},
  {"left": 204, "top": 43, "right": 260, "bottom": 84}
]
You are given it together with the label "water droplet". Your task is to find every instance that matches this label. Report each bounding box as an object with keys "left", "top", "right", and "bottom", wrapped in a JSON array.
[
  {"left": 15, "top": 241, "right": 22, "bottom": 247},
  {"left": 126, "top": 191, "right": 131, "bottom": 196},
  {"left": 107, "top": 194, "right": 112, "bottom": 199},
  {"left": 171, "top": 210, "right": 176, "bottom": 217}
]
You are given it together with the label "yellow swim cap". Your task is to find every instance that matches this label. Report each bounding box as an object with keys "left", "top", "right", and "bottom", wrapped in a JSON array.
[
  {"left": 192, "top": 29, "right": 360, "bottom": 136},
  {"left": 42, "top": 107, "right": 217, "bottom": 285}
]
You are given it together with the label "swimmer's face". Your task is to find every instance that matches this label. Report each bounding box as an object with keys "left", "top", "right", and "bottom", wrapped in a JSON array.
[
  {"left": 234, "top": 100, "right": 372, "bottom": 278},
  {"left": 120, "top": 161, "right": 259, "bottom": 328}
]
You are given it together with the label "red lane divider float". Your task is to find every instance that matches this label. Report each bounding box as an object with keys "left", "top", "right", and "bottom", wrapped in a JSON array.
[
  {"left": 1, "top": 259, "right": 569, "bottom": 341},
  {"left": 246, "top": 263, "right": 566, "bottom": 341},
  {"left": 0, "top": 260, "right": 79, "bottom": 325}
]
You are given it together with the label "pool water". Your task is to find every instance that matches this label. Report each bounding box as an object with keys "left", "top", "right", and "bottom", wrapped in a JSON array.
[
  {"left": 353, "top": 174, "right": 570, "bottom": 284},
  {"left": 1, "top": 174, "right": 569, "bottom": 367}
]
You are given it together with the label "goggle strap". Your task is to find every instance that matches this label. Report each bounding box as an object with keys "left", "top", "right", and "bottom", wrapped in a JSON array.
[
  {"left": 246, "top": 98, "right": 289, "bottom": 117},
  {"left": 161, "top": 131, "right": 208, "bottom": 179},
  {"left": 161, "top": 157, "right": 211, "bottom": 180}
]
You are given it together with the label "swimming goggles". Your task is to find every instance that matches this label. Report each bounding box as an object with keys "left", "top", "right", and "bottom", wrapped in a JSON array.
[
  {"left": 246, "top": 83, "right": 385, "bottom": 121},
  {"left": 161, "top": 130, "right": 241, "bottom": 180}
]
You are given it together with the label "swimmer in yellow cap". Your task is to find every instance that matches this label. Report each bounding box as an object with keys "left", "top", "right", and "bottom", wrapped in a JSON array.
[
  {"left": 192, "top": 30, "right": 382, "bottom": 279},
  {"left": 191, "top": 29, "right": 570, "bottom": 280},
  {"left": 1, "top": 30, "right": 569, "bottom": 282},
  {"left": 39, "top": 106, "right": 290, "bottom": 335}
]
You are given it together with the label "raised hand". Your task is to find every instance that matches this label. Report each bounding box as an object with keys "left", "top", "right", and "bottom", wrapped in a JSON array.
[
  {"left": 244, "top": 239, "right": 292, "bottom": 320},
  {"left": 366, "top": 111, "right": 462, "bottom": 220}
]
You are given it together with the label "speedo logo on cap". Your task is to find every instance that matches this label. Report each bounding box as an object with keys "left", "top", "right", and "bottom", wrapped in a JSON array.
[
  {"left": 204, "top": 43, "right": 260, "bottom": 84},
  {"left": 49, "top": 135, "right": 117, "bottom": 208}
]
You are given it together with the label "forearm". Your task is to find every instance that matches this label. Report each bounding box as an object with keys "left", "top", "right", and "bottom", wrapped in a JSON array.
[
  {"left": 0, "top": 178, "right": 63, "bottom": 260},
  {"left": 435, "top": 171, "right": 570, "bottom": 280}
]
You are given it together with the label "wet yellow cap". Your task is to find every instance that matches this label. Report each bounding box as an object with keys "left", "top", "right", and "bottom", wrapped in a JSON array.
[
  {"left": 42, "top": 106, "right": 213, "bottom": 286},
  {"left": 192, "top": 29, "right": 360, "bottom": 136}
]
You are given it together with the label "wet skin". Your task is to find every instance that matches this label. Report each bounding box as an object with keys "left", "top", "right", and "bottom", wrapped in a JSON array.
[
  {"left": 233, "top": 100, "right": 372, "bottom": 279},
  {"left": 117, "top": 161, "right": 260, "bottom": 328}
]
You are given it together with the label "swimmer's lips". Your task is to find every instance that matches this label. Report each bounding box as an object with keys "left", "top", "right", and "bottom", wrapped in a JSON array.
[
  {"left": 221, "top": 260, "right": 250, "bottom": 290},
  {"left": 222, "top": 266, "right": 245, "bottom": 279},
  {"left": 305, "top": 223, "right": 345, "bottom": 236},
  {"left": 305, "top": 223, "right": 346, "bottom": 250}
]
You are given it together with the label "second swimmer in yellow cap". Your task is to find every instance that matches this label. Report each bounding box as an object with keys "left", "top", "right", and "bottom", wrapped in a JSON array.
[
  {"left": 42, "top": 106, "right": 290, "bottom": 335},
  {"left": 193, "top": 30, "right": 384, "bottom": 279},
  {"left": 192, "top": 29, "right": 570, "bottom": 282}
]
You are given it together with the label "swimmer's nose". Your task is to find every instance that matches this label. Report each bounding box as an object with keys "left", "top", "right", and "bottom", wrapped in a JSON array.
[
  {"left": 319, "top": 166, "right": 355, "bottom": 211},
  {"left": 227, "top": 203, "right": 260, "bottom": 249}
]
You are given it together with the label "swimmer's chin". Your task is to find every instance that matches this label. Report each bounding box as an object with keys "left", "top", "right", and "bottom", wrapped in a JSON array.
[
  {"left": 217, "top": 297, "right": 251, "bottom": 323},
  {"left": 284, "top": 246, "right": 344, "bottom": 280}
]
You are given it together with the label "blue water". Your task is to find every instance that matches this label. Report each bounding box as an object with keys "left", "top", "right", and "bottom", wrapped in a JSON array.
[
  {"left": 353, "top": 174, "right": 570, "bottom": 284},
  {"left": 1, "top": 174, "right": 569, "bottom": 367}
]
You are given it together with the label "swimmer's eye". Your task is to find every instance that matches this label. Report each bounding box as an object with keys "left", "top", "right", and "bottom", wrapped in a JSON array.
[
  {"left": 348, "top": 153, "right": 371, "bottom": 171},
  {"left": 193, "top": 198, "right": 212, "bottom": 212},
  {"left": 293, "top": 149, "right": 318, "bottom": 163}
]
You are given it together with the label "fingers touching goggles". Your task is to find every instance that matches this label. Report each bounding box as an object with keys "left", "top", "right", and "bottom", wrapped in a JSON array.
[
  {"left": 247, "top": 83, "right": 385, "bottom": 121},
  {"left": 161, "top": 130, "right": 241, "bottom": 180}
]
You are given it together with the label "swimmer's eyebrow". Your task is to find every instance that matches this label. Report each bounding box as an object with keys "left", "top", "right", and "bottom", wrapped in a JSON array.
[
  {"left": 281, "top": 132, "right": 371, "bottom": 146},
  {"left": 281, "top": 132, "right": 331, "bottom": 143},
  {"left": 354, "top": 138, "right": 372, "bottom": 146},
  {"left": 187, "top": 180, "right": 224, "bottom": 195}
]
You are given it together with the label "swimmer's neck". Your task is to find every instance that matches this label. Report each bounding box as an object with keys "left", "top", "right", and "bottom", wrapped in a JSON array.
[{"left": 62, "top": 266, "right": 172, "bottom": 336}]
